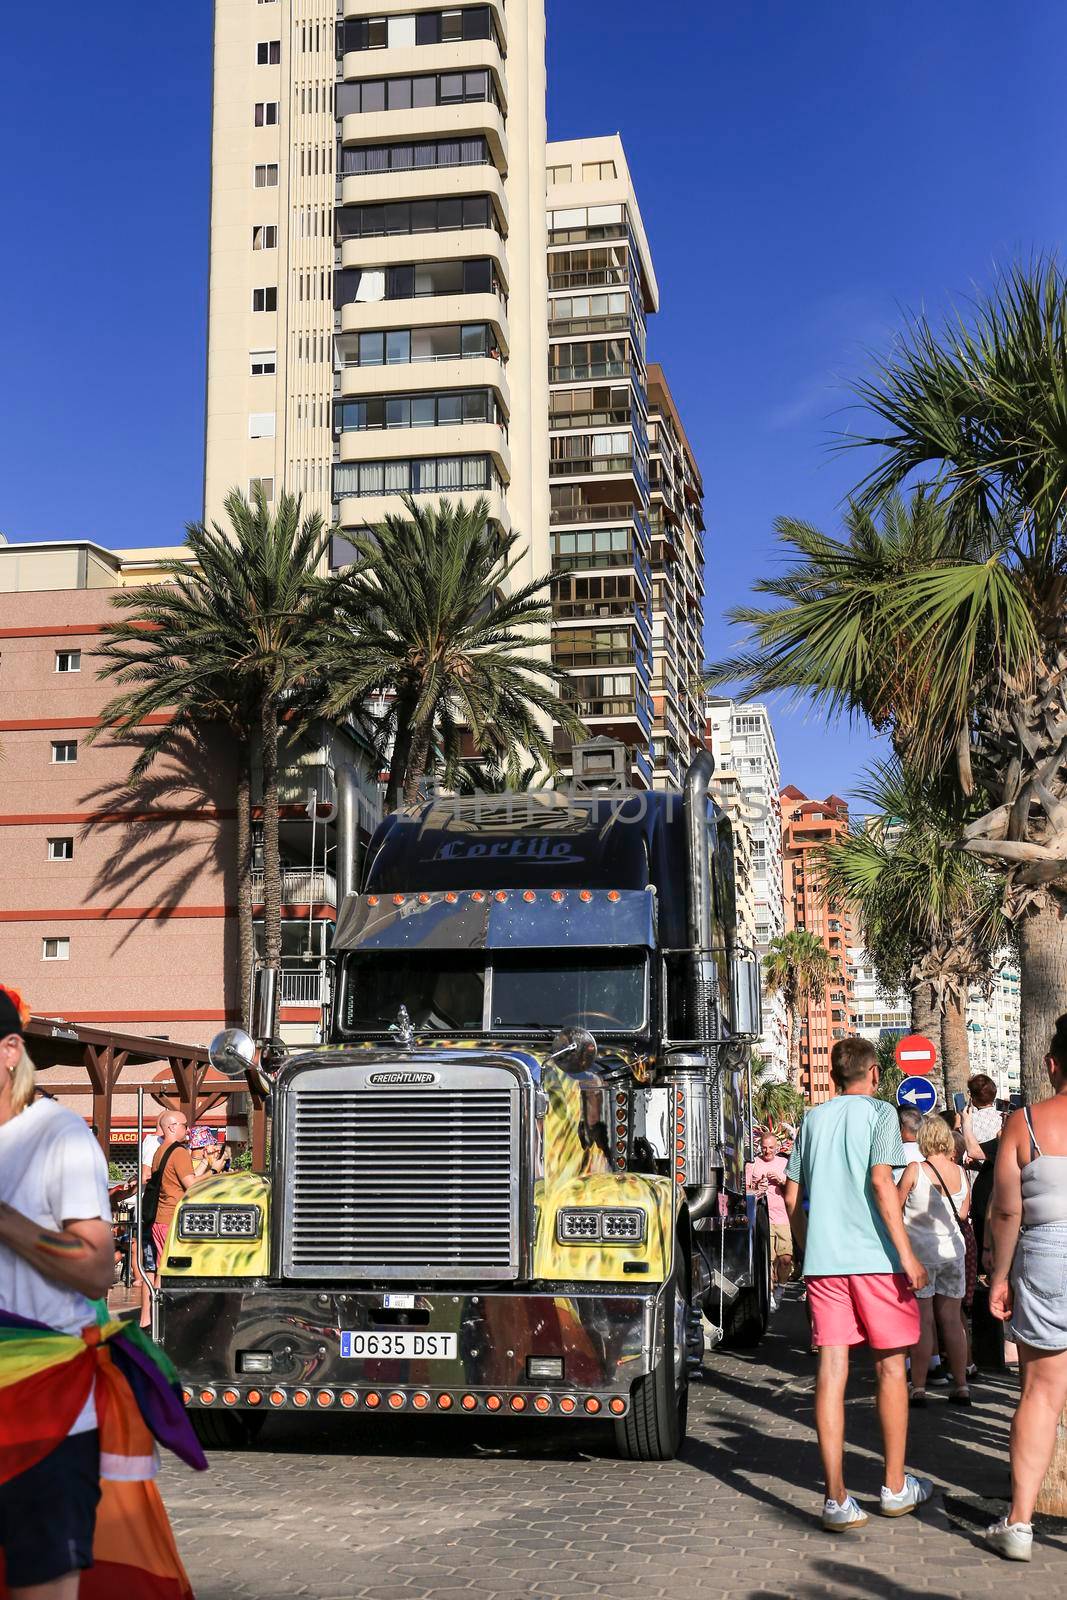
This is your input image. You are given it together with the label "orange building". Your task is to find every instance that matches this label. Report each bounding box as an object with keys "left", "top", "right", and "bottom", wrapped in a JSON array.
[{"left": 780, "top": 786, "right": 857, "bottom": 1102}]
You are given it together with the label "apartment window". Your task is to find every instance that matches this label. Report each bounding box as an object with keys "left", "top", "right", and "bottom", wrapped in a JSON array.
[
  {"left": 340, "top": 8, "right": 493, "bottom": 51},
  {"left": 54, "top": 650, "right": 81, "bottom": 673},
  {"left": 252, "top": 224, "right": 278, "bottom": 250},
  {"left": 249, "top": 477, "right": 275, "bottom": 501},
  {"left": 336, "top": 194, "right": 492, "bottom": 240},
  {"left": 334, "top": 257, "right": 494, "bottom": 309},
  {"left": 51, "top": 740, "right": 77, "bottom": 764},
  {"left": 546, "top": 164, "right": 572, "bottom": 184},
  {"left": 47, "top": 837, "right": 74, "bottom": 861},
  {"left": 333, "top": 455, "right": 493, "bottom": 498},
  {"left": 342, "top": 321, "right": 491, "bottom": 368},
  {"left": 252, "top": 287, "right": 278, "bottom": 312},
  {"left": 254, "top": 164, "right": 279, "bottom": 188},
  {"left": 42, "top": 937, "right": 70, "bottom": 961},
  {"left": 335, "top": 69, "right": 495, "bottom": 116},
  {"left": 256, "top": 40, "right": 281, "bottom": 64},
  {"left": 254, "top": 100, "right": 279, "bottom": 126},
  {"left": 336, "top": 389, "right": 495, "bottom": 432},
  {"left": 339, "top": 136, "right": 489, "bottom": 176},
  {"left": 250, "top": 350, "right": 276, "bottom": 376},
  {"left": 249, "top": 411, "right": 276, "bottom": 439},
  {"left": 582, "top": 160, "right": 617, "bottom": 182}
]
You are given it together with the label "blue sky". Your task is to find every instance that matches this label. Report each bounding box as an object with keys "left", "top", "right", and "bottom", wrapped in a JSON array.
[{"left": 2, "top": 1, "right": 1064, "bottom": 800}]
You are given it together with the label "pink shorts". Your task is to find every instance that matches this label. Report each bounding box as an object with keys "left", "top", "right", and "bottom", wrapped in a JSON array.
[
  {"left": 151, "top": 1222, "right": 169, "bottom": 1260},
  {"left": 807, "top": 1273, "right": 920, "bottom": 1350}
]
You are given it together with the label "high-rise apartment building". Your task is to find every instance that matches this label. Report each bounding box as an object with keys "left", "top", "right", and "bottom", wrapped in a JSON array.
[
  {"left": 546, "top": 140, "right": 706, "bottom": 791},
  {"left": 206, "top": 0, "right": 549, "bottom": 587},
  {"left": 647, "top": 365, "right": 706, "bottom": 788},
  {"left": 780, "top": 786, "right": 857, "bottom": 1102},
  {"left": 967, "top": 952, "right": 1021, "bottom": 1099},
  {"left": 546, "top": 137, "right": 657, "bottom": 789},
  {"left": 849, "top": 949, "right": 908, "bottom": 1045},
  {"left": 705, "top": 698, "right": 787, "bottom": 1076}
]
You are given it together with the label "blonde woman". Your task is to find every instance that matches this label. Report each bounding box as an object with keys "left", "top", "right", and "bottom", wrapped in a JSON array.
[{"left": 897, "top": 1112, "right": 971, "bottom": 1404}]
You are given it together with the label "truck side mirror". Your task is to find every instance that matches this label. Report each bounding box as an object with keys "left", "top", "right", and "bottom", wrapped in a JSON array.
[
  {"left": 253, "top": 967, "right": 279, "bottom": 1043},
  {"left": 730, "top": 953, "right": 762, "bottom": 1039}
]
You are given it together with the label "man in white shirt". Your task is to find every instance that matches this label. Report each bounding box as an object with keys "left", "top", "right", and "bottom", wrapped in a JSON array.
[
  {"left": 138, "top": 1113, "right": 165, "bottom": 1327},
  {"left": 0, "top": 986, "right": 114, "bottom": 1598}
]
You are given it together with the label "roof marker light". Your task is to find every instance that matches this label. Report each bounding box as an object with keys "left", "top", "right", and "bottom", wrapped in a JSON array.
[
  {"left": 471, "top": 891, "right": 486, "bottom": 903},
  {"left": 199, "top": 1389, "right": 217, "bottom": 1406},
  {"left": 607, "top": 890, "right": 621, "bottom": 902},
  {"left": 494, "top": 890, "right": 508, "bottom": 903},
  {"left": 221, "top": 1389, "right": 240, "bottom": 1406},
  {"left": 579, "top": 889, "right": 593, "bottom": 903},
  {"left": 392, "top": 894, "right": 405, "bottom": 906},
  {"left": 534, "top": 1395, "right": 552, "bottom": 1413},
  {"left": 418, "top": 893, "right": 431, "bottom": 904},
  {"left": 551, "top": 890, "right": 565, "bottom": 903},
  {"left": 412, "top": 1392, "right": 429, "bottom": 1410},
  {"left": 445, "top": 891, "right": 458, "bottom": 903},
  {"left": 510, "top": 1395, "right": 527, "bottom": 1412},
  {"left": 269, "top": 1389, "right": 287, "bottom": 1407},
  {"left": 609, "top": 1398, "right": 626, "bottom": 1415},
  {"left": 522, "top": 890, "right": 536, "bottom": 903}
]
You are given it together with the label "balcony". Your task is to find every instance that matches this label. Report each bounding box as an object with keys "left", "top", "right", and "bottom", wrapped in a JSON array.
[
  {"left": 338, "top": 422, "right": 511, "bottom": 482},
  {"left": 279, "top": 967, "right": 328, "bottom": 1007},
  {"left": 251, "top": 868, "right": 337, "bottom": 907},
  {"left": 338, "top": 356, "right": 510, "bottom": 414},
  {"left": 340, "top": 293, "right": 510, "bottom": 358}
]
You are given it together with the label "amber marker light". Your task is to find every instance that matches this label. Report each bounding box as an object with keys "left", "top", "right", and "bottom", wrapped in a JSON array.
[
  {"left": 584, "top": 1397, "right": 602, "bottom": 1414},
  {"left": 579, "top": 889, "right": 593, "bottom": 903},
  {"left": 461, "top": 1394, "right": 477, "bottom": 1410},
  {"left": 269, "top": 1390, "right": 286, "bottom": 1407},
  {"left": 388, "top": 1391, "right": 405, "bottom": 1409},
  {"left": 471, "top": 890, "right": 486, "bottom": 903},
  {"left": 412, "top": 1392, "right": 429, "bottom": 1410},
  {"left": 182, "top": 1388, "right": 193, "bottom": 1406},
  {"left": 522, "top": 890, "right": 536, "bottom": 903},
  {"left": 221, "top": 1389, "right": 240, "bottom": 1406},
  {"left": 485, "top": 1393, "right": 502, "bottom": 1411},
  {"left": 494, "top": 890, "right": 508, "bottom": 902},
  {"left": 609, "top": 1398, "right": 626, "bottom": 1415},
  {"left": 246, "top": 1389, "right": 263, "bottom": 1406},
  {"left": 607, "top": 890, "right": 621, "bottom": 902},
  {"left": 418, "top": 892, "right": 431, "bottom": 904},
  {"left": 550, "top": 890, "right": 565, "bottom": 903},
  {"left": 367, "top": 894, "right": 379, "bottom": 906},
  {"left": 316, "top": 1391, "right": 334, "bottom": 1407},
  {"left": 559, "top": 1396, "right": 577, "bottom": 1413},
  {"left": 509, "top": 1395, "right": 526, "bottom": 1412},
  {"left": 364, "top": 1391, "right": 381, "bottom": 1408},
  {"left": 340, "top": 1391, "right": 357, "bottom": 1408},
  {"left": 445, "top": 891, "right": 458, "bottom": 903},
  {"left": 199, "top": 1389, "right": 216, "bottom": 1406},
  {"left": 437, "top": 1394, "right": 454, "bottom": 1410},
  {"left": 534, "top": 1395, "right": 551, "bottom": 1413},
  {"left": 392, "top": 894, "right": 405, "bottom": 905},
  {"left": 292, "top": 1389, "right": 310, "bottom": 1408}
]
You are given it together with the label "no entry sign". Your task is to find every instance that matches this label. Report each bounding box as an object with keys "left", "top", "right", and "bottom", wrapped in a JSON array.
[{"left": 895, "top": 1033, "right": 937, "bottom": 1076}]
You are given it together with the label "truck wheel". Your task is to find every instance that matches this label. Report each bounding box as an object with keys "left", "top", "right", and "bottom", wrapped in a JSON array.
[
  {"left": 720, "top": 1209, "right": 771, "bottom": 1351},
  {"left": 614, "top": 1261, "right": 689, "bottom": 1461},
  {"left": 191, "top": 1409, "right": 265, "bottom": 1450}
]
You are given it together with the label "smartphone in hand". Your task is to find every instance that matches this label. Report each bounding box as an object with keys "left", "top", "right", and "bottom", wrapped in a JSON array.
[{"left": 953, "top": 1092, "right": 966, "bottom": 1114}]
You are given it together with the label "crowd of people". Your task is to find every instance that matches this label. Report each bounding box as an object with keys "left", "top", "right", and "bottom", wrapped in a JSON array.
[{"left": 753, "top": 1027, "right": 1067, "bottom": 1562}]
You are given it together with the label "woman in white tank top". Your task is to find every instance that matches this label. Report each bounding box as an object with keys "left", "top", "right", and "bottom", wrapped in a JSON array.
[
  {"left": 897, "top": 1113, "right": 970, "bottom": 1402},
  {"left": 987, "top": 1020, "right": 1067, "bottom": 1561}
]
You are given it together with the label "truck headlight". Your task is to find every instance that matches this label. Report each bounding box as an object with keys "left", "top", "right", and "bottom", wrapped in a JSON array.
[
  {"left": 556, "top": 1207, "right": 646, "bottom": 1245},
  {"left": 178, "top": 1205, "right": 262, "bottom": 1241}
]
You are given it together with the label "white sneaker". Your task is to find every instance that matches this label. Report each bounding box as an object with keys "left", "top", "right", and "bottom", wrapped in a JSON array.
[
  {"left": 822, "top": 1495, "right": 869, "bottom": 1532},
  {"left": 880, "top": 1474, "right": 934, "bottom": 1517},
  {"left": 985, "top": 1518, "right": 1033, "bottom": 1561}
]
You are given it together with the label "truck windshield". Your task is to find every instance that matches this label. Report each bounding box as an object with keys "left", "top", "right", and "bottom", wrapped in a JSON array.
[{"left": 339, "top": 950, "right": 647, "bottom": 1034}]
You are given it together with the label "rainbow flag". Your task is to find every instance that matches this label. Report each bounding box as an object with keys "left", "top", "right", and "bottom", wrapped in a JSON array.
[{"left": 0, "top": 1308, "right": 207, "bottom": 1599}]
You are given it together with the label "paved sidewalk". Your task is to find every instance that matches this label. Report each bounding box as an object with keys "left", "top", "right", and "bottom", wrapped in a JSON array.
[{"left": 161, "top": 1290, "right": 1066, "bottom": 1599}]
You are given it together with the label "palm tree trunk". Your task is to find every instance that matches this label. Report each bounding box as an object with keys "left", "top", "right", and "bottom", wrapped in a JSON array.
[
  {"left": 235, "top": 747, "right": 254, "bottom": 1031},
  {"left": 403, "top": 718, "right": 434, "bottom": 808},
  {"left": 1019, "top": 895, "right": 1067, "bottom": 1104},
  {"left": 941, "top": 987, "right": 969, "bottom": 1104},
  {"left": 788, "top": 1007, "right": 801, "bottom": 1091},
  {"left": 385, "top": 696, "right": 415, "bottom": 814},
  {"left": 259, "top": 695, "right": 282, "bottom": 1038},
  {"left": 910, "top": 979, "right": 946, "bottom": 1103}
]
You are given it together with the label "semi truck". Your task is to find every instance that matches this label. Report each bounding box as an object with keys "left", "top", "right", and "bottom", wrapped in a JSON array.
[{"left": 156, "top": 750, "right": 769, "bottom": 1460}]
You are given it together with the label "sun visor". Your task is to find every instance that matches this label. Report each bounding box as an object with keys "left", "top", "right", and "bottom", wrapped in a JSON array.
[{"left": 333, "top": 890, "right": 656, "bottom": 952}]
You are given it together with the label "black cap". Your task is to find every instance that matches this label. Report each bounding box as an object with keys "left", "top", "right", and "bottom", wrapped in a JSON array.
[{"left": 0, "top": 986, "right": 27, "bottom": 1039}]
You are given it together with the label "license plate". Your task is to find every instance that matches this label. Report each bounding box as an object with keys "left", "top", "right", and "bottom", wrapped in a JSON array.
[{"left": 339, "top": 1331, "right": 457, "bottom": 1360}]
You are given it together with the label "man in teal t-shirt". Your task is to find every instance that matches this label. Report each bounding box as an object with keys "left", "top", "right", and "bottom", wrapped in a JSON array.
[{"left": 784, "top": 1036, "right": 931, "bottom": 1533}]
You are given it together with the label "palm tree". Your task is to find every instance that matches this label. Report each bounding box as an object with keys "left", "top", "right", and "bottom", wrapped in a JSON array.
[
  {"left": 819, "top": 761, "right": 1007, "bottom": 1103},
  {"left": 90, "top": 489, "right": 349, "bottom": 1028},
  {"left": 750, "top": 1051, "right": 805, "bottom": 1130},
  {"left": 762, "top": 930, "right": 839, "bottom": 1091},
  {"left": 327, "top": 496, "right": 584, "bottom": 809}
]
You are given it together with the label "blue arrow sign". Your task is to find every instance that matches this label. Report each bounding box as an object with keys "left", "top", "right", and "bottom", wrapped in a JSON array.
[{"left": 896, "top": 1075, "right": 938, "bottom": 1113}]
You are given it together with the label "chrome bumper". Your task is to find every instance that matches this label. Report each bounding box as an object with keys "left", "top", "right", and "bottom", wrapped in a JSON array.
[{"left": 160, "top": 1284, "right": 665, "bottom": 1417}]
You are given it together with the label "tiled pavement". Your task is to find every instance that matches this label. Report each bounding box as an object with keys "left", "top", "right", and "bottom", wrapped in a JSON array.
[{"left": 161, "top": 1290, "right": 1067, "bottom": 1599}]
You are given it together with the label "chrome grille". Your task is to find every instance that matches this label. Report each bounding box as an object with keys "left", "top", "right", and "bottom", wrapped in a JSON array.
[{"left": 283, "top": 1080, "right": 519, "bottom": 1279}]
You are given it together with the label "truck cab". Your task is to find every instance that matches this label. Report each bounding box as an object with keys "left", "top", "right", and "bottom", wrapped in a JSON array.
[{"left": 157, "top": 754, "right": 769, "bottom": 1461}]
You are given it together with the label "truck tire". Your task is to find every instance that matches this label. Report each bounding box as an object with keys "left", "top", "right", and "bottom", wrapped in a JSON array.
[
  {"left": 191, "top": 1409, "right": 265, "bottom": 1450},
  {"left": 720, "top": 1208, "right": 771, "bottom": 1351},
  {"left": 614, "top": 1260, "right": 689, "bottom": 1461}
]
